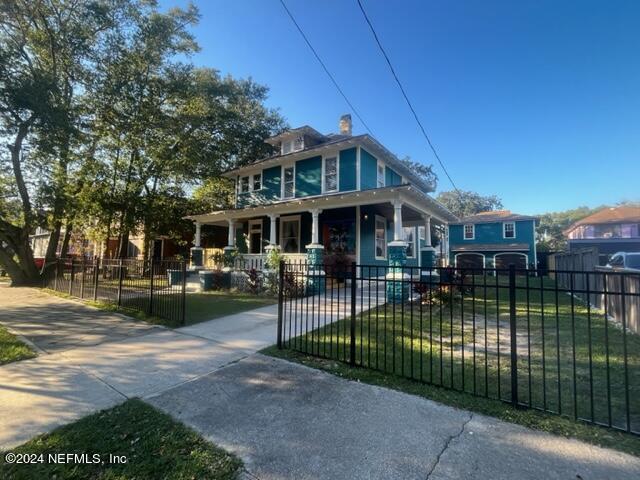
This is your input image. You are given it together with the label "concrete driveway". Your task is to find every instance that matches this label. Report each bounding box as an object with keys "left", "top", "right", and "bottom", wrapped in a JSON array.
[{"left": 149, "top": 354, "right": 640, "bottom": 480}]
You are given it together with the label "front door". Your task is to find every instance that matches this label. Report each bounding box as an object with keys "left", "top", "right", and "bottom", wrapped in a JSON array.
[{"left": 249, "top": 220, "right": 262, "bottom": 254}]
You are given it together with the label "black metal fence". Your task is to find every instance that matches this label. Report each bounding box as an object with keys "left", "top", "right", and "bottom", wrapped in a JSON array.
[
  {"left": 277, "top": 262, "right": 640, "bottom": 435},
  {"left": 43, "top": 258, "right": 187, "bottom": 326}
]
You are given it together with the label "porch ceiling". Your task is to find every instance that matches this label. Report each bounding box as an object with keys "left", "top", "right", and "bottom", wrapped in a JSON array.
[{"left": 185, "top": 185, "right": 458, "bottom": 226}]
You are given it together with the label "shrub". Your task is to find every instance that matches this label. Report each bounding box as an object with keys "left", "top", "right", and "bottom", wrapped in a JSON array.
[{"left": 246, "top": 268, "right": 262, "bottom": 294}]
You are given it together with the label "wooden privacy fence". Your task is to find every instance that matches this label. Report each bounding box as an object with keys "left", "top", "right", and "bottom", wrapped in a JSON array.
[{"left": 552, "top": 248, "right": 639, "bottom": 334}]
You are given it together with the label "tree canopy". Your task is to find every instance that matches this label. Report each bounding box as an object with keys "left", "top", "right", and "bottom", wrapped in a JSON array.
[
  {"left": 435, "top": 190, "right": 503, "bottom": 219},
  {"left": 0, "top": 0, "right": 285, "bottom": 284}
]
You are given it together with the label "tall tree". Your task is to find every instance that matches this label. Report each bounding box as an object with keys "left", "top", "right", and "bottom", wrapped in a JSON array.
[
  {"left": 436, "top": 190, "right": 503, "bottom": 219},
  {"left": 0, "top": 0, "right": 128, "bottom": 284}
]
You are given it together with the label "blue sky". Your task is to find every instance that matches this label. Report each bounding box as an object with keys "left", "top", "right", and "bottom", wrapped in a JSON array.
[{"left": 163, "top": 0, "right": 639, "bottom": 215}]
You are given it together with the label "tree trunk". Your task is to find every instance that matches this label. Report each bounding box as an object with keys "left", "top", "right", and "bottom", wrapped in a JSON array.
[
  {"left": 117, "top": 230, "right": 130, "bottom": 258},
  {"left": 60, "top": 223, "right": 73, "bottom": 258}
]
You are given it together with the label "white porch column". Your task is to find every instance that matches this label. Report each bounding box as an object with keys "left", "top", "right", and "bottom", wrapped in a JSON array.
[
  {"left": 194, "top": 222, "right": 202, "bottom": 247},
  {"left": 424, "top": 215, "right": 432, "bottom": 247},
  {"left": 310, "top": 209, "right": 322, "bottom": 246},
  {"left": 269, "top": 214, "right": 278, "bottom": 246},
  {"left": 227, "top": 219, "right": 236, "bottom": 248},
  {"left": 392, "top": 201, "right": 404, "bottom": 242}
]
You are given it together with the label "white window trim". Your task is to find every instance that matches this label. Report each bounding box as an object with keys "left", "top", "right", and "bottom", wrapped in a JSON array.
[
  {"left": 502, "top": 221, "right": 516, "bottom": 239},
  {"left": 238, "top": 172, "right": 262, "bottom": 193},
  {"left": 281, "top": 164, "right": 295, "bottom": 199},
  {"left": 252, "top": 172, "right": 262, "bottom": 191},
  {"left": 279, "top": 214, "right": 302, "bottom": 253},
  {"left": 374, "top": 215, "right": 387, "bottom": 260},
  {"left": 376, "top": 161, "right": 385, "bottom": 188},
  {"left": 322, "top": 154, "right": 339, "bottom": 193},
  {"left": 239, "top": 176, "right": 250, "bottom": 194},
  {"left": 463, "top": 224, "right": 475, "bottom": 240},
  {"left": 248, "top": 219, "right": 263, "bottom": 254},
  {"left": 404, "top": 226, "right": 416, "bottom": 258},
  {"left": 281, "top": 136, "right": 305, "bottom": 155}
]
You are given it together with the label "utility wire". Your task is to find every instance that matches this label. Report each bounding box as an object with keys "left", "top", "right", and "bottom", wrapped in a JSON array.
[
  {"left": 356, "top": 0, "right": 460, "bottom": 193},
  {"left": 279, "top": 0, "right": 375, "bottom": 136}
]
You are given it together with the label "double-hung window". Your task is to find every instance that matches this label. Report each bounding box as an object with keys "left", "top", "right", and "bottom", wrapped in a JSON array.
[
  {"left": 324, "top": 156, "right": 338, "bottom": 192},
  {"left": 463, "top": 224, "right": 474, "bottom": 240},
  {"left": 377, "top": 163, "right": 385, "bottom": 188},
  {"left": 239, "top": 176, "right": 249, "bottom": 193},
  {"left": 283, "top": 166, "right": 295, "bottom": 199},
  {"left": 503, "top": 222, "right": 515, "bottom": 239},
  {"left": 375, "top": 216, "right": 387, "bottom": 259},
  {"left": 253, "top": 173, "right": 262, "bottom": 191},
  {"left": 403, "top": 227, "right": 416, "bottom": 258},
  {"left": 280, "top": 216, "right": 301, "bottom": 253}
]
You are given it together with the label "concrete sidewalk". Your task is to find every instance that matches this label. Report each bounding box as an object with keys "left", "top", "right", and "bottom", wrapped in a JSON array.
[
  {"left": 149, "top": 354, "right": 640, "bottom": 480},
  {"left": 0, "top": 287, "right": 263, "bottom": 448}
]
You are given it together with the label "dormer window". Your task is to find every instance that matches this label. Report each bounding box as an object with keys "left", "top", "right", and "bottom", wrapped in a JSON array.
[{"left": 281, "top": 136, "right": 305, "bottom": 155}]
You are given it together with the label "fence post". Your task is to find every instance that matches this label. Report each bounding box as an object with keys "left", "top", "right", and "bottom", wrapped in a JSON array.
[
  {"left": 80, "top": 258, "right": 86, "bottom": 299},
  {"left": 509, "top": 263, "right": 518, "bottom": 407},
  {"left": 181, "top": 260, "right": 187, "bottom": 326},
  {"left": 68, "top": 259, "right": 74, "bottom": 296},
  {"left": 53, "top": 260, "right": 58, "bottom": 291},
  {"left": 277, "top": 260, "right": 285, "bottom": 349},
  {"left": 117, "top": 258, "right": 124, "bottom": 307},
  {"left": 93, "top": 257, "right": 99, "bottom": 301},
  {"left": 148, "top": 257, "right": 155, "bottom": 315},
  {"left": 350, "top": 261, "right": 357, "bottom": 366}
]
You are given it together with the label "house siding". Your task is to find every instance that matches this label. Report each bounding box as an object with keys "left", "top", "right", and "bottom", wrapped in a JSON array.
[
  {"left": 385, "top": 166, "right": 402, "bottom": 186},
  {"left": 338, "top": 147, "right": 357, "bottom": 192},
  {"left": 236, "top": 166, "right": 281, "bottom": 208},
  {"left": 449, "top": 219, "right": 537, "bottom": 267},
  {"left": 295, "top": 156, "right": 322, "bottom": 198},
  {"left": 360, "top": 148, "right": 378, "bottom": 190},
  {"left": 359, "top": 205, "right": 418, "bottom": 268}
]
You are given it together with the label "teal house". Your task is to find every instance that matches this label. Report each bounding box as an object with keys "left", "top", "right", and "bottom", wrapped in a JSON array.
[
  {"left": 186, "top": 115, "right": 457, "bottom": 276},
  {"left": 448, "top": 211, "right": 538, "bottom": 270}
]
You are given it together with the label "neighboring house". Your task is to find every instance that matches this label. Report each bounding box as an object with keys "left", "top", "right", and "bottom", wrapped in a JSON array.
[
  {"left": 186, "top": 114, "right": 458, "bottom": 272},
  {"left": 448, "top": 210, "right": 538, "bottom": 270},
  {"left": 30, "top": 227, "right": 99, "bottom": 258},
  {"left": 30, "top": 227, "right": 186, "bottom": 260},
  {"left": 564, "top": 205, "right": 640, "bottom": 264}
]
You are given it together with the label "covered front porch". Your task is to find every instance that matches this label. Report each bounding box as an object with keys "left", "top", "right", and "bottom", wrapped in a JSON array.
[{"left": 186, "top": 185, "right": 455, "bottom": 274}]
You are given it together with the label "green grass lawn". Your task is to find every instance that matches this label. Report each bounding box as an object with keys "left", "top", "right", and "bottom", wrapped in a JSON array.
[
  {"left": 182, "top": 291, "right": 276, "bottom": 325},
  {"left": 0, "top": 398, "right": 242, "bottom": 480},
  {"left": 270, "top": 274, "right": 640, "bottom": 453},
  {"left": 45, "top": 287, "right": 276, "bottom": 328},
  {"left": 0, "top": 325, "right": 36, "bottom": 365}
]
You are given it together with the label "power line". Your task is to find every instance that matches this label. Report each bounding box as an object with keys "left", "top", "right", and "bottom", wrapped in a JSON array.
[
  {"left": 278, "top": 0, "right": 375, "bottom": 136},
  {"left": 356, "top": 0, "right": 460, "bottom": 193}
]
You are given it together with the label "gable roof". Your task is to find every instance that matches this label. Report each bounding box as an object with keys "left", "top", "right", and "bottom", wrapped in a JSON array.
[
  {"left": 565, "top": 206, "right": 640, "bottom": 233},
  {"left": 452, "top": 210, "right": 537, "bottom": 225}
]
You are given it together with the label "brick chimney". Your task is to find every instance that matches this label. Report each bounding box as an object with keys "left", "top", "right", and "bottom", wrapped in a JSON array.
[{"left": 339, "top": 114, "right": 352, "bottom": 136}]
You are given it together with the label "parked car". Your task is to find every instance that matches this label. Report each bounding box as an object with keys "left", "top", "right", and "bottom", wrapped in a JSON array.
[{"left": 606, "top": 252, "right": 640, "bottom": 271}]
